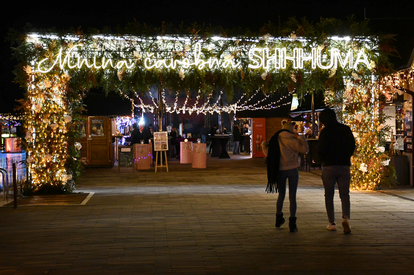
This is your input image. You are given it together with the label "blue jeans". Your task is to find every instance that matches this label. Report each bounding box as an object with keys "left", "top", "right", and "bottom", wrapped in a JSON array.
[
  {"left": 276, "top": 168, "right": 299, "bottom": 218},
  {"left": 233, "top": 141, "right": 239, "bottom": 154},
  {"left": 321, "top": 166, "right": 351, "bottom": 223}
]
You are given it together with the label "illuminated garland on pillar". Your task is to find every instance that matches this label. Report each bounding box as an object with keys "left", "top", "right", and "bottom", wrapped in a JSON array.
[
  {"left": 325, "top": 80, "right": 397, "bottom": 190},
  {"left": 23, "top": 67, "right": 74, "bottom": 192}
]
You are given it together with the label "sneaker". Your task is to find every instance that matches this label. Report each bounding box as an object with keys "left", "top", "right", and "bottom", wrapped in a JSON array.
[
  {"left": 326, "top": 223, "right": 337, "bottom": 231},
  {"left": 342, "top": 218, "right": 351, "bottom": 234}
]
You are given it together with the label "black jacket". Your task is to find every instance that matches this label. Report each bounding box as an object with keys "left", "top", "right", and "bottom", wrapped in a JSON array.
[
  {"left": 233, "top": 126, "right": 241, "bottom": 141},
  {"left": 317, "top": 122, "right": 355, "bottom": 166},
  {"left": 131, "top": 127, "right": 151, "bottom": 144}
]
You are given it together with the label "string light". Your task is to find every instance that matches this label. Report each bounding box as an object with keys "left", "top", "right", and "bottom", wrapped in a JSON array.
[
  {"left": 378, "top": 64, "right": 414, "bottom": 97},
  {"left": 0, "top": 114, "right": 23, "bottom": 127},
  {"left": 118, "top": 88, "right": 291, "bottom": 115}
]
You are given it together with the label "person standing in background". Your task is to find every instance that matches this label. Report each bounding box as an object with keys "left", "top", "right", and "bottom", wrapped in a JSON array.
[
  {"left": 240, "top": 124, "right": 246, "bottom": 152},
  {"left": 200, "top": 125, "right": 207, "bottom": 143},
  {"left": 169, "top": 126, "right": 179, "bottom": 158},
  {"left": 148, "top": 124, "right": 154, "bottom": 139},
  {"left": 209, "top": 125, "right": 218, "bottom": 153},
  {"left": 130, "top": 124, "right": 140, "bottom": 145},
  {"left": 232, "top": 124, "right": 241, "bottom": 154}
]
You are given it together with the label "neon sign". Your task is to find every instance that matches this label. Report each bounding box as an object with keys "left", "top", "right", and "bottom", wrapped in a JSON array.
[
  {"left": 36, "top": 42, "right": 371, "bottom": 73},
  {"left": 143, "top": 43, "right": 241, "bottom": 70},
  {"left": 37, "top": 45, "right": 135, "bottom": 73},
  {"left": 248, "top": 47, "right": 370, "bottom": 70}
]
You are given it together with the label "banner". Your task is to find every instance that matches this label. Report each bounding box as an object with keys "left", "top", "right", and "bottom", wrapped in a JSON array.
[{"left": 252, "top": 118, "right": 266, "bottom": 158}]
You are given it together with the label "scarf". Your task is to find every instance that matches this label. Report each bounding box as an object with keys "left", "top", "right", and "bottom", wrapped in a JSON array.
[{"left": 266, "top": 129, "right": 289, "bottom": 193}]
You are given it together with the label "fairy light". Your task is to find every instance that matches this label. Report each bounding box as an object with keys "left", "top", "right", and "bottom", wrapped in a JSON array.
[
  {"left": 22, "top": 32, "right": 381, "bottom": 193},
  {"left": 118, "top": 88, "right": 292, "bottom": 115},
  {"left": 198, "top": 90, "right": 214, "bottom": 115},
  {"left": 148, "top": 90, "right": 158, "bottom": 110},
  {"left": 378, "top": 64, "right": 414, "bottom": 96},
  {"left": 23, "top": 70, "right": 73, "bottom": 191},
  {"left": 181, "top": 93, "right": 190, "bottom": 114},
  {"left": 173, "top": 91, "right": 180, "bottom": 113},
  {"left": 0, "top": 114, "right": 24, "bottom": 121},
  {"left": 134, "top": 152, "right": 152, "bottom": 162},
  {"left": 188, "top": 90, "right": 202, "bottom": 115},
  {"left": 244, "top": 93, "right": 271, "bottom": 109},
  {"left": 133, "top": 91, "right": 155, "bottom": 113},
  {"left": 161, "top": 89, "right": 169, "bottom": 113}
]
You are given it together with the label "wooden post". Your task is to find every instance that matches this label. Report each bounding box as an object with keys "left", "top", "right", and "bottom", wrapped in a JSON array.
[
  {"left": 311, "top": 91, "right": 316, "bottom": 137},
  {"left": 398, "top": 87, "right": 414, "bottom": 187},
  {"left": 155, "top": 151, "right": 168, "bottom": 172},
  {"left": 13, "top": 163, "right": 17, "bottom": 208},
  {"left": 158, "top": 88, "right": 163, "bottom": 131}
]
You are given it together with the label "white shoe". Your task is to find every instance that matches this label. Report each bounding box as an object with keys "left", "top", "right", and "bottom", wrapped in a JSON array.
[
  {"left": 342, "top": 218, "right": 351, "bottom": 234},
  {"left": 326, "top": 223, "right": 337, "bottom": 231}
]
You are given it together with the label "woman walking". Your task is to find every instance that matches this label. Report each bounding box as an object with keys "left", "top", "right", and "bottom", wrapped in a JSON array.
[{"left": 266, "top": 120, "right": 308, "bottom": 232}]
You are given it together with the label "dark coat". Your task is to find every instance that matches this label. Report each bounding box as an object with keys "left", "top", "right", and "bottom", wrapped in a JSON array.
[
  {"left": 317, "top": 122, "right": 355, "bottom": 166},
  {"left": 170, "top": 131, "right": 178, "bottom": 145},
  {"left": 131, "top": 127, "right": 151, "bottom": 144},
  {"left": 233, "top": 126, "right": 241, "bottom": 141},
  {"left": 210, "top": 127, "right": 217, "bottom": 136},
  {"left": 240, "top": 127, "right": 247, "bottom": 141}
]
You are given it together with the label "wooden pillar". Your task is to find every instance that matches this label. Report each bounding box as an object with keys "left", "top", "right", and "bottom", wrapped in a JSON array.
[
  {"left": 399, "top": 87, "right": 414, "bottom": 187},
  {"left": 158, "top": 88, "right": 162, "bottom": 131},
  {"left": 311, "top": 91, "right": 316, "bottom": 137}
]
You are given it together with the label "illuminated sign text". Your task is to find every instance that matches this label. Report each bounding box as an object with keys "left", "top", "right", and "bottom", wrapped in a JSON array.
[{"left": 37, "top": 42, "right": 371, "bottom": 73}]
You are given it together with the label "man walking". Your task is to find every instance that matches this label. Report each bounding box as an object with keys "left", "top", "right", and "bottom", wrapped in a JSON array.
[{"left": 318, "top": 108, "right": 355, "bottom": 234}]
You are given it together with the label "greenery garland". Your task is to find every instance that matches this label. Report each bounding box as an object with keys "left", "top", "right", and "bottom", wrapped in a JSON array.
[
  {"left": 7, "top": 17, "right": 397, "bottom": 193},
  {"left": 9, "top": 16, "right": 396, "bottom": 98}
]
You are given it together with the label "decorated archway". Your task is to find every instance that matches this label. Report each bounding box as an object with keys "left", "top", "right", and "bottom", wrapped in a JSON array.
[{"left": 9, "top": 19, "right": 397, "bottom": 193}]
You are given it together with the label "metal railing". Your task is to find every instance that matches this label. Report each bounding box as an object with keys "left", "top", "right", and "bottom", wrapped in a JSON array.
[
  {"left": 1, "top": 161, "right": 25, "bottom": 208},
  {"left": 0, "top": 167, "right": 9, "bottom": 201}
]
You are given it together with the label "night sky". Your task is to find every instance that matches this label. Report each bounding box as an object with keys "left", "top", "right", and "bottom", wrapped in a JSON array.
[{"left": 1, "top": 0, "right": 413, "bottom": 113}]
